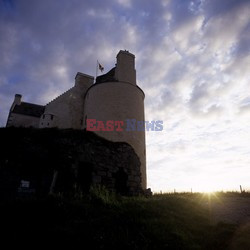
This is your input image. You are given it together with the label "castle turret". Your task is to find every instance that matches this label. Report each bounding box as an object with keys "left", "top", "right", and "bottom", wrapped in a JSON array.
[{"left": 84, "top": 50, "right": 146, "bottom": 190}]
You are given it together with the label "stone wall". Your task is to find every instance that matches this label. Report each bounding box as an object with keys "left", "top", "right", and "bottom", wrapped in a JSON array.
[
  {"left": 0, "top": 128, "right": 143, "bottom": 200},
  {"left": 39, "top": 72, "right": 93, "bottom": 129},
  {"left": 77, "top": 134, "right": 142, "bottom": 195},
  {"left": 6, "top": 113, "right": 41, "bottom": 128},
  {"left": 84, "top": 81, "right": 146, "bottom": 189}
]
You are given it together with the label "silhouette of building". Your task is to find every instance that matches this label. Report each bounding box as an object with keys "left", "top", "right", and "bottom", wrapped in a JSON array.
[{"left": 6, "top": 50, "right": 147, "bottom": 190}]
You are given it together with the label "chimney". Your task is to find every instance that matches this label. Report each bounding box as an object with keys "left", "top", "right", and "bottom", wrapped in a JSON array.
[
  {"left": 10, "top": 94, "right": 22, "bottom": 111},
  {"left": 14, "top": 94, "right": 22, "bottom": 105},
  {"left": 75, "top": 72, "right": 94, "bottom": 88},
  {"left": 115, "top": 50, "right": 136, "bottom": 85}
]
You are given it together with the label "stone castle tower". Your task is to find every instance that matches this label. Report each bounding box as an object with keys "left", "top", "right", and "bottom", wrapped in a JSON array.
[
  {"left": 84, "top": 51, "right": 146, "bottom": 188},
  {"left": 6, "top": 50, "right": 147, "bottom": 190}
]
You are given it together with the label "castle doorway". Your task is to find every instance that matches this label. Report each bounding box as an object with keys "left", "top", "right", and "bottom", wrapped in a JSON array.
[
  {"left": 78, "top": 162, "right": 93, "bottom": 192},
  {"left": 114, "top": 168, "right": 128, "bottom": 195}
]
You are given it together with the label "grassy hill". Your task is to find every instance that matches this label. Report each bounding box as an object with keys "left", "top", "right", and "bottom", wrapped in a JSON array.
[
  {"left": 1, "top": 127, "right": 249, "bottom": 249},
  {"left": 1, "top": 189, "right": 249, "bottom": 249}
]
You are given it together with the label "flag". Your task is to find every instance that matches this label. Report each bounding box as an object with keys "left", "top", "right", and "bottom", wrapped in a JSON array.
[{"left": 98, "top": 61, "right": 104, "bottom": 72}]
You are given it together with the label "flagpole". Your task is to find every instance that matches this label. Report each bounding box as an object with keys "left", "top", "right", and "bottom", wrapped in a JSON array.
[{"left": 96, "top": 60, "right": 98, "bottom": 80}]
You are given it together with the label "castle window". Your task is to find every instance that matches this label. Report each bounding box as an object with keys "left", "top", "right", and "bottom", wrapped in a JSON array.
[
  {"left": 47, "top": 123, "right": 49, "bottom": 126},
  {"left": 51, "top": 115, "right": 54, "bottom": 120},
  {"left": 42, "top": 114, "right": 45, "bottom": 119}
]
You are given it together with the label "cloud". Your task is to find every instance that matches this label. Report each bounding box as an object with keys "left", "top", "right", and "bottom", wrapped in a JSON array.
[
  {"left": 1, "top": 0, "right": 250, "bottom": 192},
  {"left": 116, "top": 0, "right": 132, "bottom": 8}
]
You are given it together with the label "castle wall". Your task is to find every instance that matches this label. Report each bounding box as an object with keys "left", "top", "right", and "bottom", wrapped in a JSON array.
[
  {"left": 40, "top": 73, "right": 93, "bottom": 129},
  {"left": 84, "top": 81, "right": 146, "bottom": 189},
  {"left": 5, "top": 50, "right": 147, "bottom": 193},
  {"left": 7, "top": 113, "right": 40, "bottom": 128},
  {"left": 0, "top": 128, "right": 143, "bottom": 199}
]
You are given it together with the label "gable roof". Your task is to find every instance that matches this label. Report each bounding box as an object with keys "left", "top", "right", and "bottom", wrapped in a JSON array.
[
  {"left": 12, "top": 102, "right": 45, "bottom": 118},
  {"left": 95, "top": 67, "right": 117, "bottom": 84}
]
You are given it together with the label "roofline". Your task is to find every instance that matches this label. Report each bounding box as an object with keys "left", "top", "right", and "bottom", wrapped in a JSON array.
[
  {"left": 75, "top": 72, "right": 94, "bottom": 80},
  {"left": 10, "top": 112, "right": 43, "bottom": 118},
  {"left": 20, "top": 102, "right": 44, "bottom": 107}
]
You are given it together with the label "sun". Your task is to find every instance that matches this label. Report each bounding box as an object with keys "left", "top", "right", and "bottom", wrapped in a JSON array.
[
  {"left": 194, "top": 181, "right": 222, "bottom": 194},
  {"left": 201, "top": 187, "right": 217, "bottom": 194}
]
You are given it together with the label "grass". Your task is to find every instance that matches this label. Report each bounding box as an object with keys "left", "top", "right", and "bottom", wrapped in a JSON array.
[{"left": 1, "top": 189, "right": 249, "bottom": 249}]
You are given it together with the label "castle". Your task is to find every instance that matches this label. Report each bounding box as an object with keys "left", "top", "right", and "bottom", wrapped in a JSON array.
[{"left": 6, "top": 50, "right": 147, "bottom": 190}]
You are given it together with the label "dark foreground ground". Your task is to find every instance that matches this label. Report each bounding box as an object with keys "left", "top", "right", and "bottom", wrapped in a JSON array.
[
  {"left": 200, "top": 193, "right": 250, "bottom": 225},
  {"left": 1, "top": 189, "right": 250, "bottom": 249}
]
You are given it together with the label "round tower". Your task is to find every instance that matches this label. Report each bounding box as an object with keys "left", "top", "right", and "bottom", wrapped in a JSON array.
[{"left": 83, "top": 50, "right": 146, "bottom": 189}]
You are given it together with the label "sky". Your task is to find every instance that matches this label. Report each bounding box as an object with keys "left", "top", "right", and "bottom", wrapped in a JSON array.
[{"left": 1, "top": 0, "right": 250, "bottom": 192}]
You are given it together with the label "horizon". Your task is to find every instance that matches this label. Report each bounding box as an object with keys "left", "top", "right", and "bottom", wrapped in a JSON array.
[
  {"left": 153, "top": 188, "right": 250, "bottom": 193},
  {"left": 1, "top": 0, "right": 250, "bottom": 192}
]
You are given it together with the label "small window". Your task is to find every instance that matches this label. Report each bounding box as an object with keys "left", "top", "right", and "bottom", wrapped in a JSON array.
[
  {"left": 47, "top": 123, "right": 49, "bottom": 126},
  {"left": 51, "top": 115, "right": 54, "bottom": 120},
  {"left": 42, "top": 114, "right": 45, "bottom": 119},
  {"left": 20, "top": 180, "right": 30, "bottom": 188}
]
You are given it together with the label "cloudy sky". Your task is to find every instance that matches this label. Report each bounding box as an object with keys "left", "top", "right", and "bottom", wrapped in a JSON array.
[{"left": 1, "top": 0, "right": 250, "bottom": 192}]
